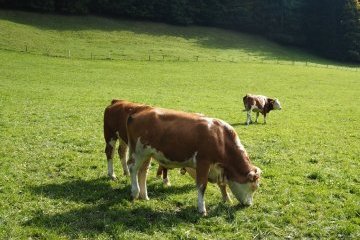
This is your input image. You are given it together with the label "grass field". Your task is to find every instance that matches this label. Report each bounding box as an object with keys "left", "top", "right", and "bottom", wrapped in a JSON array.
[{"left": 0, "top": 10, "right": 359, "bottom": 239}]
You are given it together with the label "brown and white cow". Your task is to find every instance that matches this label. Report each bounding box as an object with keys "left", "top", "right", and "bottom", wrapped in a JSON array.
[
  {"left": 126, "top": 107, "right": 261, "bottom": 215},
  {"left": 243, "top": 94, "right": 282, "bottom": 125},
  {"left": 103, "top": 100, "right": 171, "bottom": 185}
]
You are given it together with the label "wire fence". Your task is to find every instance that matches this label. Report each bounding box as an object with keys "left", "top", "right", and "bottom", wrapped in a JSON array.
[{"left": 2, "top": 45, "right": 360, "bottom": 72}]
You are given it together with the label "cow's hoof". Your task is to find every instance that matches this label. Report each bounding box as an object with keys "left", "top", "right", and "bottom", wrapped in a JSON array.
[
  {"left": 163, "top": 178, "right": 171, "bottom": 187},
  {"left": 199, "top": 211, "right": 207, "bottom": 217},
  {"left": 131, "top": 192, "right": 139, "bottom": 201},
  {"left": 108, "top": 174, "right": 117, "bottom": 180},
  {"left": 180, "top": 168, "right": 187, "bottom": 175},
  {"left": 139, "top": 195, "right": 150, "bottom": 200}
]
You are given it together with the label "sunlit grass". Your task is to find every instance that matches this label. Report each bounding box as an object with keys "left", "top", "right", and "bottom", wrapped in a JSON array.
[{"left": 0, "top": 10, "right": 359, "bottom": 239}]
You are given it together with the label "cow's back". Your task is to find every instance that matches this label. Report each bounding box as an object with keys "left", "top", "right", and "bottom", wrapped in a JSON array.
[{"left": 127, "top": 108, "right": 223, "bottom": 163}]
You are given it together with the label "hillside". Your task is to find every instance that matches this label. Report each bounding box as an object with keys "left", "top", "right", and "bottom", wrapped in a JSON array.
[{"left": 0, "top": 10, "right": 350, "bottom": 65}]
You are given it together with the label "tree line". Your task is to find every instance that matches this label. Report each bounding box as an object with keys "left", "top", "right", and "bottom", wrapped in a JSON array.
[{"left": 1, "top": 0, "right": 359, "bottom": 63}]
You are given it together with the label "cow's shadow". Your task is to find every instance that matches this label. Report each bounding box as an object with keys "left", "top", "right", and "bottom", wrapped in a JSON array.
[
  {"left": 26, "top": 177, "right": 244, "bottom": 237},
  {"left": 26, "top": 178, "right": 199, "bottom": 237}
]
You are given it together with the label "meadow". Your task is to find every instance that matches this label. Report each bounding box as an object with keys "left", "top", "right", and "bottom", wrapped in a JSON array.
[{"left": 0, "top": 10, "right": 359, "bottom": 239}]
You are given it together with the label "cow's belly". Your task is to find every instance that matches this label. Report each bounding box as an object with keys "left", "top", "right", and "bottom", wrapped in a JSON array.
[
  {"left": 184, "top": 164, "right": 224, "bottom": 184},
  {"left": 251, "top": 107, "right": 262, "bottom": 112},
  {"left": 153, "top": 150, "right": 197, "bottom": 169}
]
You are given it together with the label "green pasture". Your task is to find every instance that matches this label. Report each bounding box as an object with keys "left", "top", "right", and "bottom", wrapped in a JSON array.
[{"left": 0, "top": 10, "right": 359, "bottom": 239}]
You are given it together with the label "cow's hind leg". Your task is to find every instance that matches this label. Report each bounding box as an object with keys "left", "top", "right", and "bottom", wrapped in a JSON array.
[
  {"left": 118, "top": 139, "right": 130, "bottom": 176},
  {"left": 255, "top": 112, "right": 260, "bottom": 123},
  {"left": 246, "top": 110, "right": 252, "bottom": 125},
  {"left": 195, "top": 162, "right": 210, "bottom": 216},
  {"left": 138, "top": 158, "right": 151, "bottom": 200},
  {"left": 263, "top": 113, "right": 267, "bottom": 124}
]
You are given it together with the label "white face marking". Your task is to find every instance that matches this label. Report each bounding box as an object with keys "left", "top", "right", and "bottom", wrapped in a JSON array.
[
  {"left": 273, "top": 99, "right": 282, "bottom": 110},
  {"left": 227, "top": 181, "right": 258, "bottom": 206}
]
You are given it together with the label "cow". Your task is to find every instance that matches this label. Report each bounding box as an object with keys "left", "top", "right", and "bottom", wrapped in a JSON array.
[
  {"left": 126, "top": 107, "right": 262, "bottom": 216},
  {"left": 103, "top": 100, "right": 171, "bottom": 186},
  {"left": 243, "top": 94, "right": 282, "bottom": 125}
]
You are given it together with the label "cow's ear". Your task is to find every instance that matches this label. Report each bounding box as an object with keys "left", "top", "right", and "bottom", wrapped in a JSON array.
[{"left": 268, "top": 98, "right": 274, "bottom": 103}]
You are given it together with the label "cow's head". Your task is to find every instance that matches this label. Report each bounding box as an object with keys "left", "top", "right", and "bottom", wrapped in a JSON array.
[
  {"left": 227, "top": 166, "right": 262, "bottom": 206},
  {"left": 272, "top": 98, "right": 282, "bottom": 110}
]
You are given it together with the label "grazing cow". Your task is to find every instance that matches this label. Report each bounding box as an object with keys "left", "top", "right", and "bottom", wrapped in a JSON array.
[
  {"left": 103, "top": 100, "right": 170, "bottom": 185},
  {"left": 126, "top": 107, "right": 261, "bottom": 216},
  {"left": 243, "top": 94, "right": 282, "bottom": 125}
]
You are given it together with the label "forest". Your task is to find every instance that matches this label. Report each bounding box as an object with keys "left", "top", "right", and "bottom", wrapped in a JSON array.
[{"left": 1, "top": 0, "right": 359, "bottom": 62}]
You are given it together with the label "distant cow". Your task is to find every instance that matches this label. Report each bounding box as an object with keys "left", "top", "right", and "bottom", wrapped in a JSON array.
[
  {"left": 126, "top": 107, "right": 261, "bottom": 215},
  {"left": 243, "top": 94, "right": 282, "bottom": 125},
  {"left": 103, "top": 100, "right": 170, "bottom": 185}
]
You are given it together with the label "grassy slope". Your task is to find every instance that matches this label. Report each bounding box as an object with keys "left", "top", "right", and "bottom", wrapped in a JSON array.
[
  {"left": 0, "top": 10, "right": 343, "bottom": 64},
  {"left": 0, "top": 10, "right": 359, "bottom": 239}
]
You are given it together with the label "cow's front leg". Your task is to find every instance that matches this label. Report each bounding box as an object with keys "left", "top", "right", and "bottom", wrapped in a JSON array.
[
  {"left": 118, "top": 140, "right": 130, "bottom": 176},
  {"left": 138, "top": 158, "right": 151, "bottom": 200},
  {"left": 218, "top": 183, "right": 232, "bottom": 203},
  {"left": 196, "top": 162, "right": 210, "bottom": 216},
  {"left": 105, "top": 138, "right": 117, "bottom": 180}
]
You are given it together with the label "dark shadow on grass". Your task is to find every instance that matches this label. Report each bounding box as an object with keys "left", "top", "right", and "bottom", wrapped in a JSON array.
[
  {"left": 230, "top": 122, "right": 247, "bottom": 127},
  {"left": 25, "top": 204, "right": 201, "bottom": 238},
  {"left": 29, "top": 177, "right": 194, "bottom": 203},
  {"left": 210, "top": 202, "right": 248, "bottom": 222},
  {"left": 0, "top": 9, "right": 337, "bottom": 63},
  {"left": 26, "top": 177, "right": 200, "bottom": 237}
]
